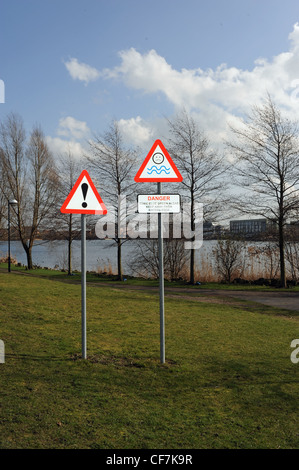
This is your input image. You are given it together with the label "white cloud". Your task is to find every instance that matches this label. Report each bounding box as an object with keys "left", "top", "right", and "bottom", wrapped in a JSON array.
[
  {"left": 46, "top": 136, "right": 87, "bottom": 160},
  {"left": 64, "top": 57, "right": 100, "bottom": 85},
  {"left": 46, "top": 116, "right": 91, "bottom": 161},
  {"left": 117, "top": 116, "right": 153, "bottom": 147},
  {"left": 57, "top": 116, "right": 90, "bottom": 139},
  {"left": 60, "top": 24, "right": 299, "bottom": 152},
  {"left": 101, "top": 23, "right": 299, "bottom": 123}
]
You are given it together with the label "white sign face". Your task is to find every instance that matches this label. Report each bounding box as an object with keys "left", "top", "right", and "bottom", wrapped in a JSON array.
[
  {"left": 138, "top": 194, "right": 181, "bottom": 213},
  {"left": 61, "top": 170, "right": 107, "bottom": 215},
  {"left": 134, "top": 139, "right": 183, "bottom": 183},
  {"left": 64, "top": 175, "right": 101, "bottom": 211},
  {"left": 137, "top": 144, "right": 179, "bottom": 181}
]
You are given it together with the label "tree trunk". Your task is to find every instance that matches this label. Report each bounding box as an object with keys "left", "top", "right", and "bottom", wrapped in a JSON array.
[
  {"left": 24, "top": 243, "right": 33, "bottom": 270},
  {"left": 68, "top": 214, "right": 72, "bottom": 275},
  {"left": 68, "top": 237, "right": 72, "bottom": 275},
  {"left": 190, "top": 248, "right": 195, "bottom": 284},
  {"left": 117, "top": 238, "right": 123, "bottom": 281},
  {"left": 279, "top": 218, "right": 287, "bottom": 288}
]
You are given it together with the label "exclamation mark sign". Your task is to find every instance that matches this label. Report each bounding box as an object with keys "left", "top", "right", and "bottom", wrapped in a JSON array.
[{"left": 81, "top": 183, "right": 88, "bottom": 208}]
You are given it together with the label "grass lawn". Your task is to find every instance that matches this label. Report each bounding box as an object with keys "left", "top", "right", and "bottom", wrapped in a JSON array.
[
  {"left": 0, "top": 271, "right": 298, "bottom": 449},
  {"left": 3, "top": 261, "right": 299, "bottom": 291}
]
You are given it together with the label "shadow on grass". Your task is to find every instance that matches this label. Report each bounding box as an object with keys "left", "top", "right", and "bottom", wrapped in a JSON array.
[
  {"left": 5, "top": 353, "right": 73, "bottom": 362},
  {"left": 4, "top": 352, "right": 179, "bottom": 369},
  {"left": 202, "top": 357, "right": 299, "bottom": 388}
]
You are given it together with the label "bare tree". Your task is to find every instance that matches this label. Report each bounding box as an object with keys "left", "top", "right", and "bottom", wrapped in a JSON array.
[
  {"left": 129, "top": 238, "right": 189, "bottom": 281},
  {"left": 285, "top": 242, "right": 299, "bottom": 282},
  {"left": 0, "top": 113, "right": 59, "bottom": 269},
  {"left": 247, "top": 242, "right": 280, "bottom": 280},
  {"left": 167, "top": 109, "right": 227, "bottom": 284},
  {"left": 212, "top": 236, "right": 246, "bottom": 283},
  {"left": 164, "top": 238, "right": 189, "bottom": 280},
  {"left": 0, "top": 167, "right": 7, "bottom": 232},
  {"left": 86, "top": 120, "right": 137, "bottom": 280},
  {"left": 129, "top": 240, "right": 160, "bottom": 279},
  {"left": 56, "top": 149, "right": 82, "bottom": 275},
  {"left": 228, "top": 95, "right": 299, "bottom": 288},
  {"left": 285, "top": 223, "right": 299, "bottom": 282}
]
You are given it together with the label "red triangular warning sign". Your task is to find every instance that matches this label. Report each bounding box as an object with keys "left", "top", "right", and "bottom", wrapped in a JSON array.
[
  {"left": 60, "top": 170, "right": 107, "bottom": 215},
  {"left": 134, "top": 139, "right": 183, "bottom": 183}
]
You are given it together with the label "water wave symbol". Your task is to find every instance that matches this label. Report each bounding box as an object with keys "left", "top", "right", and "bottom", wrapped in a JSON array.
[{"left": 147, "top": 165, "right": 171, "bottom": 175}]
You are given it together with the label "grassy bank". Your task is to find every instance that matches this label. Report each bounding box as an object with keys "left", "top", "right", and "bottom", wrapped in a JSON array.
[
  {"left": 0, "top": 271, "right": 298, "bottom": 448},
  {"left": 2, "top": 262, "right": 299, "bottom": 291}
]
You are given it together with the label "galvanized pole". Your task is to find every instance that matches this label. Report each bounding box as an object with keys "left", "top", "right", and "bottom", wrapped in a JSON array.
[
  {"left": 158, "top": 182, "right": 165, "bottom": 364},
  {"left": 81, "top": 214, "right": 87, "bottom": 359},
  {"left": 8, "top": 203, "right": 11, "bottom": 273}
]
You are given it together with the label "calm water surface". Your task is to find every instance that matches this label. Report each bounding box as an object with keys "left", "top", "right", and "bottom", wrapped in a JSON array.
[
  {"left": 0, "top": 239, "right": 218, "bottom": 274},
  {"left": 0, "top": 239, "right": 276, "bottom": 278}
]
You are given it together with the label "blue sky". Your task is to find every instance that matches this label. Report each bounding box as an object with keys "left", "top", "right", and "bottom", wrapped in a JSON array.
[{"left": 1, "top": 0, "right": 299, "bottom": 157}]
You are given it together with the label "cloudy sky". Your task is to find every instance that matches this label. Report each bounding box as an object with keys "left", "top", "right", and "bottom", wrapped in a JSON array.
[{"left": 1, "top": 0, "right": 299, "bottom": 159}]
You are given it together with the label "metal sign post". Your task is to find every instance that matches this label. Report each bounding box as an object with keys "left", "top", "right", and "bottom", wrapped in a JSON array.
[
  {"left": 61, "top": 170, "right": 107, "bottom": 360},
  {"left": 158, "top": 182, "right": 165, "bottom": 364},
  {"left": 81, "top": 214, "right": 87, "bottom": 360},
  {"left": 134, "top": 140, "right": 183, "bottom": 364}
]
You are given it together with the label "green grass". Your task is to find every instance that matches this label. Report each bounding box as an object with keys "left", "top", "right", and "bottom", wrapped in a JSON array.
[
  {"left": 2, "top": 262, "right": 299, "bottom": 291},
  {"left": 0, "top": 271, "right": 298, "bottom": 449}
]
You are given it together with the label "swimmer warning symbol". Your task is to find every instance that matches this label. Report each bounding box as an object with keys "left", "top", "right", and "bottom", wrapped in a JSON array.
[
  {"left": 134, "top": 139, "right": 183, "bottom": 183},
  {"left": 60, "top": 170, "right": 107, "bottom": 215}
]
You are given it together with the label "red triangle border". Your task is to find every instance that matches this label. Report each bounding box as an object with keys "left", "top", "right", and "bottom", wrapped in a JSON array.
[
  {"left": 60, "top": 169, "right": 107, "bottom": 215},
  {"left": 134, "top": 139, "right": 183, "bottom": 183}
]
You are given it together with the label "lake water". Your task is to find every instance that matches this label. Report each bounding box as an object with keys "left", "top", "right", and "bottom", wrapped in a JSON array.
[
  {"left": 0, "top": 239, "right": 220, "bottom": 275},
  {"left": 0, "top": 238, "right": 282, "bottom": 282}
]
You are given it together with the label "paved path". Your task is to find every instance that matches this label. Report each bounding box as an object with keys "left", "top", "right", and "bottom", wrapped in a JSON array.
[
  {"left": 191, "top": 289, "right": 299, "bottom": 312},
  {"left": 2, "top": 268, "right": 299, "bottom": 312},
  {"left": 94, "top": 283, "right": 299, "bottom": 312}
]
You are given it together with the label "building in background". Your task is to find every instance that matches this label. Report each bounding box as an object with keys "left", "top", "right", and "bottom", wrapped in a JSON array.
[
  {"left": 203, "top": 221, "right": 222, "bottom": 238},
  {"left": 230, "top": 219, "right": 267, "bottom": 235}
]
